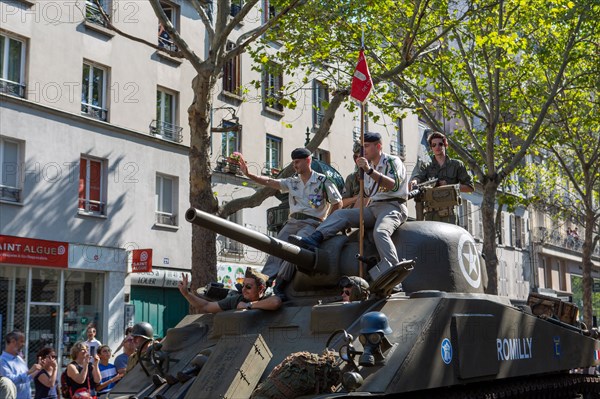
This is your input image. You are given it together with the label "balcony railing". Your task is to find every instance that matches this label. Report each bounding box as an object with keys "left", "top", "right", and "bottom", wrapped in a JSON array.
[
  {"left": 156, "top": 211, "right": 177, "bottom": 226},
  {"left": 81, "top": 103, "right": 108, "bottom": 121},
  {"left": 533, "top": 226, "right": 600, "bottom": 257},
  {"left": 158, "top": 31, "right": 178, "bottom": 52},
  {"left": 0, "top": 79, "right": 26, "bottom": 98},
  {"left": 78, "top": 198, "right": 106, "bottom": 214},
  {"left": 85, "top": 1, "right": 108, "bottom": 26},
  {"left": 0, "top": 185, "right": 21, "bottom": 202},
  {"left": 149, "top": 120, "right": 183, "bottom": 143}
]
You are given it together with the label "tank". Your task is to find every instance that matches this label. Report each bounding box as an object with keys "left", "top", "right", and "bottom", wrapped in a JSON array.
[{"left": 108, "top": 207, "right": 600, "bottom": 399}]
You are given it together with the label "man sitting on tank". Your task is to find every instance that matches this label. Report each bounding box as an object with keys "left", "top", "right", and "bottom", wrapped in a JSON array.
[
  {"left": 178, "top": 268, "right": 282, "bottom": 313},
  {"left": 290, "top": 132, "right": 409, "bottom": 275},
  {"left": 339, "top": 276, "right": 370, "bottom": 302}
]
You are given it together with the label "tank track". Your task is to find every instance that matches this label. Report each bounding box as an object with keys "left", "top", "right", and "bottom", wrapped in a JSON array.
[{"left": 397, "top": 374, "right": 600, "bottom": 399}]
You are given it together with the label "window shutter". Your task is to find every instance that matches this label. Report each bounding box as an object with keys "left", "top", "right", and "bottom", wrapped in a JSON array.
[
  {"left": 78, "top": 158, "right": 87, "bottom": 209},
  {"left": 510, "top": 214, "right": 516, "bottom": 247}
]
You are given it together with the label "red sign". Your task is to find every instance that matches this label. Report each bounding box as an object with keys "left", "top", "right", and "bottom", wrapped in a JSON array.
[
  {"left": 131, "top": 249, "right": 153, "bottom": 273},
  {"left": 350, "top": 49, "right": 373, "bottom": 103},
  {"left": 0, "top": 235, "right": 68, "bottom": 268}
]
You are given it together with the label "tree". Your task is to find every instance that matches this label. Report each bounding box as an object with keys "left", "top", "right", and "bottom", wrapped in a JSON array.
[
  {"left": 96, "top": 0, "right": 309, "bottom": 302},
  {"left": 221, "top": 0, "right": 491, "bottom": 215},
  {"left": 391, "top": 0, "right": 598, "bottom": 294},
  {"left": 530, "top": 70, "right": 600, "bottom": 326}
]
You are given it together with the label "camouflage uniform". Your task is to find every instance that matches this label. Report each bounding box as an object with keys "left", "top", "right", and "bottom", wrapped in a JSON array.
[{"left": 413, "top": 155, "right": 473, "bottom": 224}]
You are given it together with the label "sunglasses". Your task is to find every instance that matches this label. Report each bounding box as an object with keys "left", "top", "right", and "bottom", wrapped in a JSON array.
[
  {"left": 342, "top": 289, "right": 351, "bottom": 296},
  {"left": 242, "top": 284, "right": 254, "bottom": 290},
  {"left": 430, "top": 142, "right": 445, "bottom": 148}
]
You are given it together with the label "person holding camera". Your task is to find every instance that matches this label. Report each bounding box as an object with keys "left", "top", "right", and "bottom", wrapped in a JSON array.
[{"left": 65, "top": 342, "right": 101, "bottom": 399}]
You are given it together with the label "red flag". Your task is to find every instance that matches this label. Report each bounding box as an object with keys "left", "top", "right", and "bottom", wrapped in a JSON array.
[{"left": 350, "top": 50, "right": 373, "bottom": 103}]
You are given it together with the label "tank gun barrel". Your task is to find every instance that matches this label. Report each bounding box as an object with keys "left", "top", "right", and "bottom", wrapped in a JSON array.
[{"left": 185, "top": 207, "right": 315, "bottom": 269}]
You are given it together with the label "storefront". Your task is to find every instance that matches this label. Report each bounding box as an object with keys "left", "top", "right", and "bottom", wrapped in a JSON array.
[
  {"left": 129, "top": 269, "right": 191, "bottom": 339},
  {"left": 0, "top": 235, "right": 126, "bottom": 369}
]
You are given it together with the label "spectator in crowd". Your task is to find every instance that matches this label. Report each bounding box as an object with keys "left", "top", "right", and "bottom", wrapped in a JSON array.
[
  {"left": 84, "top": 326, "right": 101, "bottom": 356},
  {"left": 33, "top": 347, "right": 57, "bottom": 399},
  {"left": 0, "top": 330, "right": 42, "bottom": 399},
  {"left": 65, "top": 341, "right": 101, "bottom": 399},
  {"left": 114, "top": 335, "right": 135, "bottom": 375},
  {"left": 96, "top": 345, "right": 122, "bottom": 396},
  {"left": 0, "top": 375, "right": 17, "bottom": 399}
]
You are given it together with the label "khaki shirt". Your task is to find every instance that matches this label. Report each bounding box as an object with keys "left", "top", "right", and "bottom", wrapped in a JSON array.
[
  {"left": 277, "top": 171, "right": 342, "bottom": 219},
  {"left": 413, "top": 155, "right": 473, "bottom": 189}
]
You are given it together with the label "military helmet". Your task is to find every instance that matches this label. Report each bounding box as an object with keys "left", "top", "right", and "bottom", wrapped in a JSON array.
[
  {"left": 131, "top": 322, "right": 154, "bottom": 340},
  {"left": 339, "top": 275, "right": 370, "bottom": 301},
  {"left": 360, "top": 312, "right": 392, "bottom": 335}
]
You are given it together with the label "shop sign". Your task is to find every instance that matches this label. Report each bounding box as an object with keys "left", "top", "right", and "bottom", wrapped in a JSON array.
[
  {"left": 131, "top": 249, "right": 153, "bottom": 273},
  {"left": 130, "top": 269, "right": 190, "bottom": 287},
  {"left": 0, "top": 235, "right": 68, "bottom": 268}
]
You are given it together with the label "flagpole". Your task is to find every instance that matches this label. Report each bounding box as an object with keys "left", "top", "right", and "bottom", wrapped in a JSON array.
[{"left": 358, "top": 102, "right": 365, "bottom": 279}]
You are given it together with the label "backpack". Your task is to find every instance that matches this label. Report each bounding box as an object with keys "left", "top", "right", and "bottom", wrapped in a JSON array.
[{"left": 60, "top": 371, "right": 71, "bottom": 399}]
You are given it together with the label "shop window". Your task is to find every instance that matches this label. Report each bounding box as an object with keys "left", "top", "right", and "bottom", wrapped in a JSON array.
[
  {"left": 63, "top": 270, "right": 104, "bottom": 366},
  {"left": 0, "top": 266, "right": 27, "bottom": 347},
  {"left": 0, "top": 137, "right": 22, "bottom": 203},
  {"left": 78, "top": 156, "right": 107, "bottom": 215},
  {"left": 265, "top": 134, "right": 282, "bottom": 170},
  {"left": 155, "top": 174, "right": 178, "bottom": 226},
  {"left": 0, "top": 33, "right": 26, "bottom": 98},
  {"left": 81, "top": 61, "right": 109, "bottom": 121}
]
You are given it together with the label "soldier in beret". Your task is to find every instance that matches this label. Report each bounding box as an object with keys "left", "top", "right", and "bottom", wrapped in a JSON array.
[
  {"left": 290, "top": 133, "right": 409, "bottom": 275},
  {"left": 239, "top": 148, "right": 342, "bottom": 300}
]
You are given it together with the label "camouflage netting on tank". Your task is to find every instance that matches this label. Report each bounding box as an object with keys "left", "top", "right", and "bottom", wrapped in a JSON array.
[{"left": 251, "top": 350, "right": 342, "bottom": 399}]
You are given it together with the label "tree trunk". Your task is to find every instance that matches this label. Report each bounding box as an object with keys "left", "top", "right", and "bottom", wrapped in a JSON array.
[
  {"left": 481, "top": 179, "right": 500, "bottom": 295},
  {"left": 188, "top": 73, "right": 219, "bottom": 314},
  {"left": 581, "top": 210, "right": 595, "bottom": 328}
]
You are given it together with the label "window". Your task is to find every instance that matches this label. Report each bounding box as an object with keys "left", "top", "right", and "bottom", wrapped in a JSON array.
[
  {"left": 314, "top": 149, "right": 330, "bottom": 164},
  {"left": 78, "top": 156, "right": 106, "bottom": 215},
  {"left": 0, "top": 34, "right": 26, "bottom": 98},
  {"left": 223, "top": 42, "right": 241, "bottom": 97},
  {"left": 221, "top": 122, "right": 241, "bottom": 157},
  {"left": 0, "top": 137, "right": 21, "bottom": 202},
  {"left": 313, "top": 80, "right": 329, "bottom": 128},
  {"left": 81, "top": 62, "right": 108, "bottom": 121},
  {"left": 390, "top": 118, "right": 406, "bottom": 159},
  {"left": 155, "top": 174, "right": 178, "bottom": 226},
  {"left": 262, "top": 0, "right": 276, "bottom": 22},
  {"left": 151, "top": 88, "right": 183, "bottom": 142},
  {"left": 158, "top": 2, "right": 179, "bottom": 52},
  {"left": 85, "top": 0, "right": 110, "bottom": 26},
  {"left": 266, "top": 135, "right": 282, "bottom": 170},
  {"left": 225, "top": 209, "right": 243, "bottom": 254},
  {"left": 263, "top": 64, "right": 283, "bottom": 113}
]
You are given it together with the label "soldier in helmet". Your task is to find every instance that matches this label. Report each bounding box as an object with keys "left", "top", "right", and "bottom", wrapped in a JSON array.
[
  {"left": 339, "top": 275, "right": 370, "bottom": 302},
  {"left": 125, "top": 322, "right": 155, "bottom": 373}
]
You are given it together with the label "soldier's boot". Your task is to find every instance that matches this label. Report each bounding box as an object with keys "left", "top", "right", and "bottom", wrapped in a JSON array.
[{"left": 288, "top": 231, "right": 324, "bottom": 251}]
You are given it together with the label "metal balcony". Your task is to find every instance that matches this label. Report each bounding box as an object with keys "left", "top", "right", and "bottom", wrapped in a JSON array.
[
  {"left": 156, "top": 211, "right": 178, "bottom": 226},
  {"left": 81, "top": 103, "right": 108, "bottom": 121},
  {"left": 0, "top": 79, "right": 26, "bottom": 98},
  {"left": 0, "top": 186, "right": 21, "bottom": 202},
  {"left": 149, "top": 120, "right": 183, "bottom": 143}
]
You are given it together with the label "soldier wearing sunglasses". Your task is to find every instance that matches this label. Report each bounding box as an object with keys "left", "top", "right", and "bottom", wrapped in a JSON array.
[
  {"left": 178, "top": 268, "right": 282, "bottom": 313},
  {"left": 410, "top": 131, "right": 474, "bottom": 224}
]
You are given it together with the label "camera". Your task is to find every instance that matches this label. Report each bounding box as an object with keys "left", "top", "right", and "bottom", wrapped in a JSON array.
[{"left": 90, "top": 346, "right": 96, "bottom": 357}]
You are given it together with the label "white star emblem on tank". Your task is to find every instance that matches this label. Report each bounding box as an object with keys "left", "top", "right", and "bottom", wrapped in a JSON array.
[{"left": 458, "top": 234, "right": 481, "bottom": 288}]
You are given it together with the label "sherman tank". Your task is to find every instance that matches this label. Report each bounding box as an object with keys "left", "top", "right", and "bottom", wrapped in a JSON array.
[{"left": 108, "top": 207, "right": 600, "bottom": 399}]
